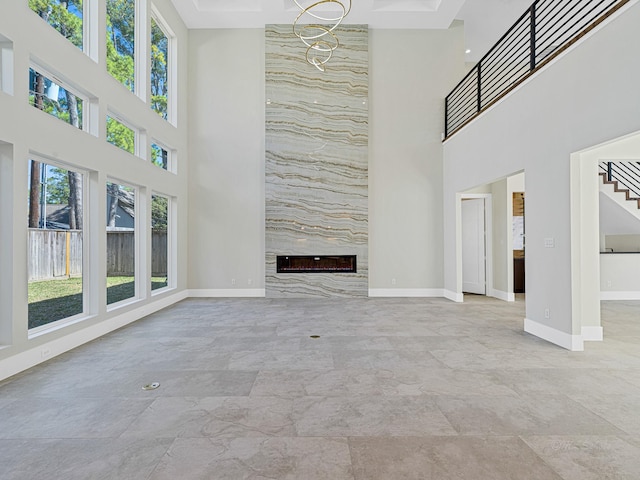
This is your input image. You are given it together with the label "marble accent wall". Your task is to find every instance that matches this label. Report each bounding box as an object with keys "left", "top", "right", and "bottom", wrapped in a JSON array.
[{"left": 265, "top": 24, "right": 368, "bottom": 297}]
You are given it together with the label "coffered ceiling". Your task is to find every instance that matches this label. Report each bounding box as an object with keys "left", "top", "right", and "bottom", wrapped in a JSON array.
[{"left": 169, "top": 0, "right": 534, "bottom": 62}]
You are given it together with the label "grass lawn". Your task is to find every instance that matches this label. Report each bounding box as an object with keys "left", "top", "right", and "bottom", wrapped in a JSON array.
[{"left": 28, "top": 276, "right": 168, "bottom": 329}]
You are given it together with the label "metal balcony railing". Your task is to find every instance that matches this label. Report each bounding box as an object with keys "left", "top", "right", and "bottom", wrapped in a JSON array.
[
  {"left": 600, "top": 161, "right": 640, "bottom": 199},
  {"left": 444, "top": 0, "right": 630, "bottom": 139}
]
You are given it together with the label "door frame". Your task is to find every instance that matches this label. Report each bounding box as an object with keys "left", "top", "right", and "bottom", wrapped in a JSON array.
[{"left": 458, "top": 193, "right": 494, "bottom": 300}]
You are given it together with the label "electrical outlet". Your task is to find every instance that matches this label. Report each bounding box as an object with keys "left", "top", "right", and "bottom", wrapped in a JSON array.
[
  {"left": 544, "top": 308, "right": 550, "bottom": 319},
  {"left": 391, "top": 278, "right": 396, "bottom": 286},
  {"left": 606, "top": 280, "right": 612, "bottom": 288},
  {"left": 248, "top": 278, "right": 253, "bottom": 286},
  {"left": 231, "top": 279, "right": 236, "bottom": 286},
  {"left": 41, "top": 348, "right": 51, "bottom": 358}
]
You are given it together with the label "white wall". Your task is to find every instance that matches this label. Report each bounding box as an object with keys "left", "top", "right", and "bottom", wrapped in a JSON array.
[
  {"left": 601, "top": 254, "right": 640, "bottom": 299},
  {"left": 186, "top": 26, "right": 466, "bottom": 295},
  {"left": 0, "top": 0, "right": 190, "bottom": 380},
  {"left": 443, "top": 1, "right": 640, "bottom": 348},
  {"left": 368, "top": 26, "right": 464, "bottom": 293},
  {"left": 187, "top": 29, "right": 266, "bottom": 293}
]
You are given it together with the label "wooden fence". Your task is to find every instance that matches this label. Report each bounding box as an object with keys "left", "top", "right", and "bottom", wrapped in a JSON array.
[
  {"left": 28, "top": 229, "right": 82, "bottom": 281},
  {"left": 28, "top": 229, "right": 168, "bottom": 281}
]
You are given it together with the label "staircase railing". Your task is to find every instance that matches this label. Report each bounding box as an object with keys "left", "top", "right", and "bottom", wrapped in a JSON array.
[
  {"left": 600, "top": 161, "right": 640, "bottom": 199},
  {"left": 444, "top": 0, "right": 630, "bottom": 139}
]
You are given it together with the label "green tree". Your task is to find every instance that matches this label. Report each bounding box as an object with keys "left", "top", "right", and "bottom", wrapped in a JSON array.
[
  {"left": 106, "top": 0, "right": 135, "bottom": 91},
  {"left": 46, "top": 167, "right": 70, "bottom": 204},
  {"left": 29, "top": 0, "right": 83, "bottom": 49},
  {"left": 152, "top": 195, "right": 168, "bottom": 230},
  {"left": 151, "top": 18, "right": 168, "bottom": 119},
  {"left": 107, "top": 117, "right": 135, "bottom": 153}
]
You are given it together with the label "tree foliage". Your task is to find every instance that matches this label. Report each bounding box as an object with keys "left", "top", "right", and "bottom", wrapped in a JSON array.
[
  {"left": 152, "top": 195, "right": 168, "bottom": 230},
  {"left": 46, "top": 167, "right": 70, "bottom": 204},
  {"left": 29, "top": 0, "right": 83, "bottom": 48},
  {"left": 151, "top": 18, "right": 168, "bottom": 119},
  {"left": 107, "top": 117, "right": 135, "bottom": 154},
  {"left": 106, "top": 0, "right": 135, "bottom": 92}
]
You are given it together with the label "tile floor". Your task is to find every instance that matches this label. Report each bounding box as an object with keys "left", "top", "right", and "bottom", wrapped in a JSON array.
[{"left": 1, "top": 296, "right": 639, "bottom": 479}]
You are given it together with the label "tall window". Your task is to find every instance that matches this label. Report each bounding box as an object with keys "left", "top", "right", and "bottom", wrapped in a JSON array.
[
  {"left": 28, "top": 160, "right": 84, "bottom": 330},
  {"left": 29, "top": 0, "right": 83, "bottom": 50},
  {"left": 106, "top": 0, "right": 135, "bottom": 92},
  {"left": 29, "top": 67, "right": 84, "bottom": 129},
  {"left": 106, "top": 182, "right": 136, "bottom": 305},
  {"left": 151, "top": 17, "right": 168, "bottom": 119},
  {"left": 106, "top": 115, "right": 135, "bottom": 154},
  {"left": 151, "top": 194, "right": 168, "bottom": 291}
]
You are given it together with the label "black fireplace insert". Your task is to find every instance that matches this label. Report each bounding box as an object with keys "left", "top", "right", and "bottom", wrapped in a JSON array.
[{"left": 276, "top": 255, "right": 357, "bottom": 273}]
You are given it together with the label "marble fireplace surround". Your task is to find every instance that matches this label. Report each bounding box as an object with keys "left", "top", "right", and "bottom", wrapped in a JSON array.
[{"left": 265, "top": 24, "right": 369, "bottom": 298}]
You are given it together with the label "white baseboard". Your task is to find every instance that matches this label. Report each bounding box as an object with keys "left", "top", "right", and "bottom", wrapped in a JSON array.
[
  {"left": 524, "top": 318, "right": 584, "bottom": 351},
  {"left": 582, "top": 326, "right": 603, "bottom": 341},
  {"left": 188, "top": 289, "right": 266, "bottom": 298},
  {"left": 368, "top": 288, "right": 444, "bottom": 298},
  {"left": 0, "top": 290, "right": 188, "bottom": 382},
  {"left": 444, "top": 289, "right": 464, "bottom": 303},
  {"left": 600, "top": 291, "right": 640, "bottom": 300},
  {"left": 489, "top": 289, "right": 515, "bottom": 302}
]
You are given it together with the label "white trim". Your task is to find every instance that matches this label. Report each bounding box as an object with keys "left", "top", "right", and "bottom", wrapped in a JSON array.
[
  {"left": 582, "top": 326, "right": 603, "bottom": 341},
  {"left": 444, "top": 289, "right": 464, "bottom": 302},
  {"left": 188, "top": 289, "right": 266, "bottom": 298},
  {"left": 460, "top": 193, "right": 493, "bottom": 297},
  {"left": 601, "top": 291, "right": 640, "bottom": 300},
  {"left": 524, "top": 317, "right": 584, "bottom": 351},
  {"left": 368, "top": 288, "right": 444, "bottom": 298},
  {"left": 0, "top": 290, "right": 188, "bottom": 382},
  {"left": 489, "top": 289, "right": 515, "bottom": 302}
]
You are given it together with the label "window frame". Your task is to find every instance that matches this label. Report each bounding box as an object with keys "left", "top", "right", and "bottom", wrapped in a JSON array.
[
  {"left": 105, "top": 178, "right": 141, "bottom": 310},
  {"left": 150, "top": 191, "right": 171, "bottom": 294},
  {"left": 29, "top": 62, "right": 90, "bottom": 132},
  {"left": 106, "top": 111, "right": 143, "bottom": 158},
  {"left": 150, "top": 5, "right": 176, "bottom": 125},
  {"left": 27, "top": 154, "right": 91, "bottom": 337}
]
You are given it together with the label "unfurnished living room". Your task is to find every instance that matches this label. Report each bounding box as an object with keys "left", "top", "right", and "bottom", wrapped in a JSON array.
[{"left": 1, "top": 1, "right": 640, "bottom": 479}]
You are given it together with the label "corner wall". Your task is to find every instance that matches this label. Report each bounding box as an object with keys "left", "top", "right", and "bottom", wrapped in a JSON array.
[{"left": 443, "top": 1, "right": 640, "bottom": 349}]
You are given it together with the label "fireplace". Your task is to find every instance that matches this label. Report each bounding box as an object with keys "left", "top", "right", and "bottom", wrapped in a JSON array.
[{"left": 277, "top": 255, "right": 357, "bottom": 273}]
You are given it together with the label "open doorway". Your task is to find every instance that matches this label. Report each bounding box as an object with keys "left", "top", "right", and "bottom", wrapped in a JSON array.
[{"left": 513, "top": 192, "right": 525, "bottom": 294}]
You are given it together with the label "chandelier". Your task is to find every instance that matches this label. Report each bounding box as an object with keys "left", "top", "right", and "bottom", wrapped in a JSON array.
[{"left": 293, "top": 0, "right": 352, "bottom": 72}]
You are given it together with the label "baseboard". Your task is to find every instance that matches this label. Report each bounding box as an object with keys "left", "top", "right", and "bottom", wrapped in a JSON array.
[
  {"left": 524, "top": 317, "right": 584, "bottom": 351},
  {"left": 600, "top": 291, "right": 640, "bottom": 300},
  {"left": 368, "top": 288, "right": 444, "bottom": 298},
  {"left": 582, "top": 326, "right": 603, "bottom": 341},
  {"left": 489, "top": 289, "right": 515, "bottom": 302},
  {"left": 188, "top": 289, "right": 266, "bottom": 298},
  {"left": 444, "top": 289, "right": 464, "bottom": 303},
  {"left": 0, "top": 290, "right": 189, "bottom": 382}
]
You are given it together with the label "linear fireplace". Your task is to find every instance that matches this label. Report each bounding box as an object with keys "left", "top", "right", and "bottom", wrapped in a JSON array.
[{"left": 277, "top": 255, "right": 357, "bottom": 273}]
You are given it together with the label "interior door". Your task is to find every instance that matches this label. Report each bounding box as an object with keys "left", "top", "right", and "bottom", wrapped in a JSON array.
[{"left": 462, "top": 198, "right": 486, "bottom": 294}]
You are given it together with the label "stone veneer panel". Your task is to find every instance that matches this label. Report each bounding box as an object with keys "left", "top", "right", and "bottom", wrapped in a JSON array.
[{"left": 265, "top": 24, "right": 368, "bottom": 297}]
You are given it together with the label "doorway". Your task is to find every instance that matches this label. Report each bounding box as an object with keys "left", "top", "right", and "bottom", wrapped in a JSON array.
[
  {"left": 461, "top": 196, "right": 492, "bottom": 295},
  {"left": 513, "top": 192, "right": 525, "bottom": 293}
]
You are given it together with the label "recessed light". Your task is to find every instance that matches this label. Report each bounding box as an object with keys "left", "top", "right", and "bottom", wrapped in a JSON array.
[{"left": 465, "top": 49, "right": 471, "bottom": 54}]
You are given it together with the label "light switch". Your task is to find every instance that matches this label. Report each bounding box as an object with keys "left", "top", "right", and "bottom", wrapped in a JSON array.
[{"left": 544, "top": 237, "right": 555, "bottom": 248}]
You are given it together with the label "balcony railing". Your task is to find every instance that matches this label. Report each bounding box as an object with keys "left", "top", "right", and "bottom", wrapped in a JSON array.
[{"left": 444, "top": 0, "right": 630, "bottom": 139}]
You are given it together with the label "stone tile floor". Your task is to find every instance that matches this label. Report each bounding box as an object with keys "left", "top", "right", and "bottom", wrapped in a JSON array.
[{"left": 0, "top": 295, "right": 639, "bottom": 479}]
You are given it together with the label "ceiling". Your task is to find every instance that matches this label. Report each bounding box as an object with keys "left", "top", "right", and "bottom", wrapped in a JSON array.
[{"left": 169, "top": 0, "right": 534, "bottom": 62}]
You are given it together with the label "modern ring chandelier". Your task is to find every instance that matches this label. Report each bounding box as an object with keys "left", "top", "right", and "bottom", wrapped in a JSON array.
[{"left": 293, "top": 0, "right": 351, "bottom": 72}]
